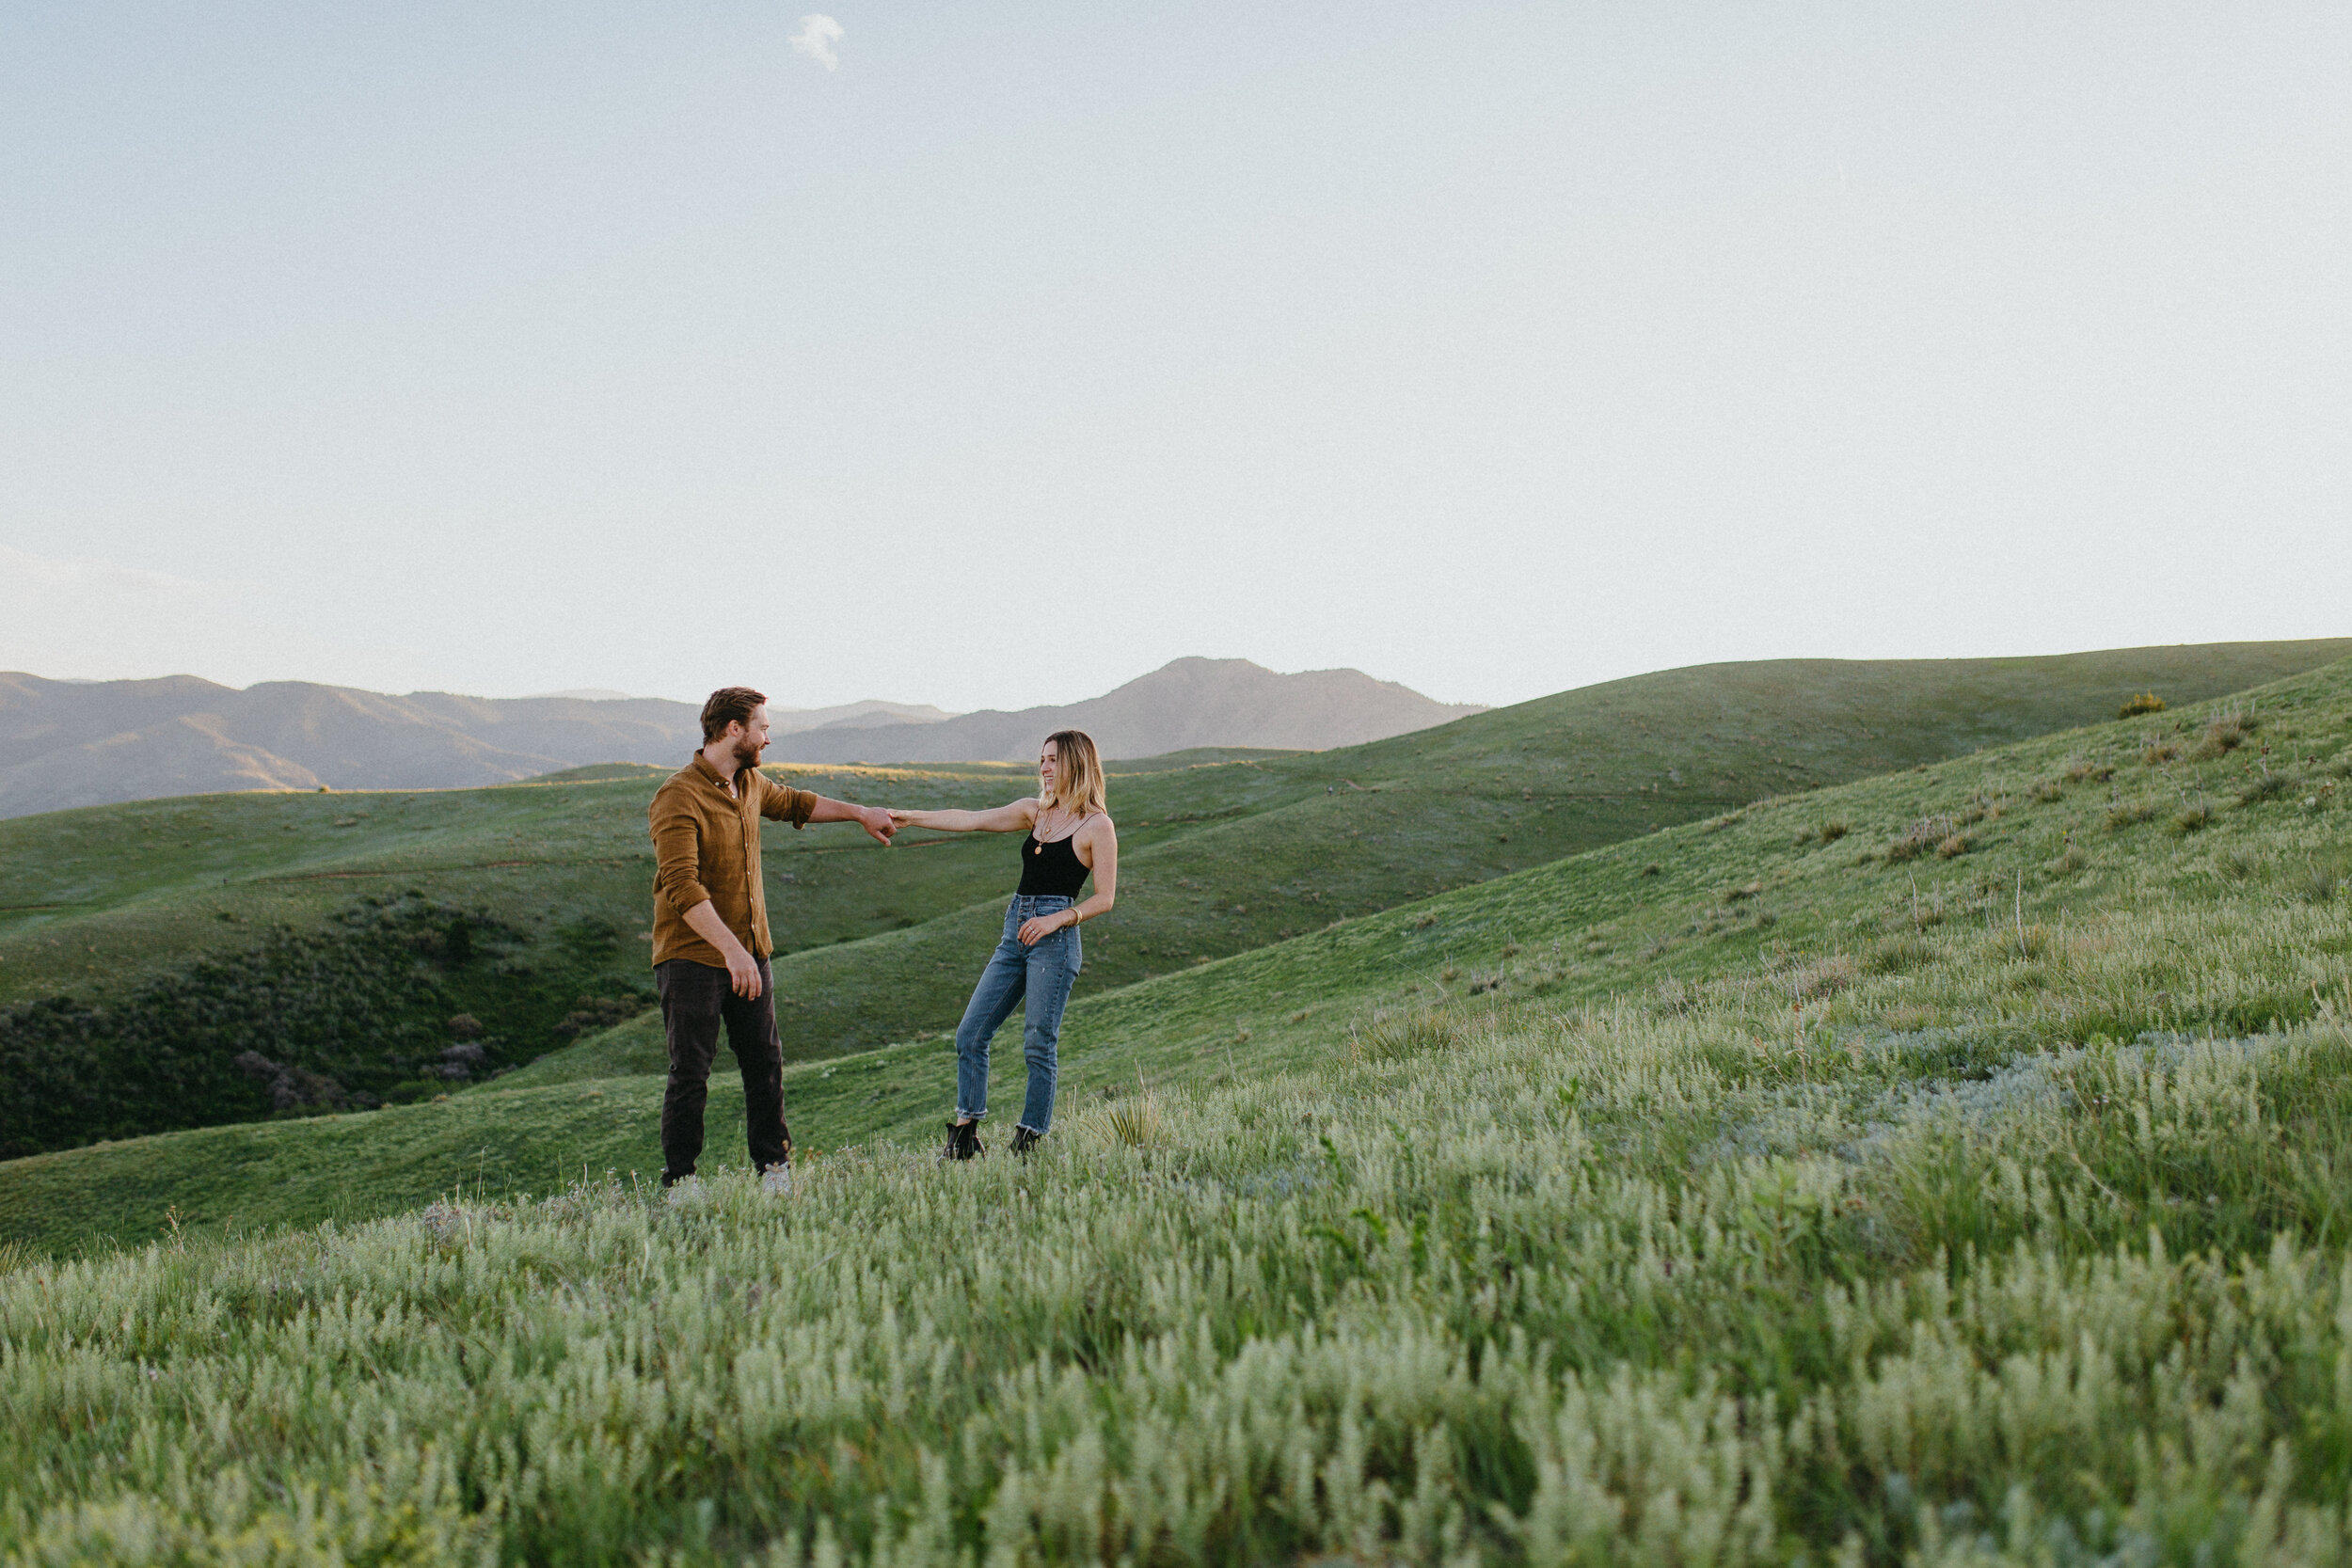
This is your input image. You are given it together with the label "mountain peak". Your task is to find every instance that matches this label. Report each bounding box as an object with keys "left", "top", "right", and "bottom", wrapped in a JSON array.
[
  {"left": 769, "top": 660, "right": 1485, "bottom": 766},
  {"left": 0, "top": 661, "right": 1485, "bottom": 816}
]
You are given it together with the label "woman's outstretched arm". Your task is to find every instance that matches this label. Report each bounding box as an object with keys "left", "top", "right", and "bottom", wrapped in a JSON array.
[{"left": 888, "top": 798, "right": 1039, "bottom": 834}]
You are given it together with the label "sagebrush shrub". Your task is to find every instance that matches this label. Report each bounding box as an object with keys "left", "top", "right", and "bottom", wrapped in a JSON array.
[
  {"left": 2194, "top": 710, "right": 2256, "bottom": 760},
  {"left": 1867, "top": 933, "right": 1935, "bottom": 973},
  {"left": 1885, "top": 817, "right": 1953, "bottom": 863},
  {"left": 1348, "top": 1008, "right": 1470, "bottom": 1061},
  {"left": 1790, "top": 953, "right": 1861, "bottom": 1000},
  {"left": 2217, "top": 848, "right": 2262, "bottom": 881},
  {"left": 2236, "top": 770, "right": 2294, "bottom": 806}
]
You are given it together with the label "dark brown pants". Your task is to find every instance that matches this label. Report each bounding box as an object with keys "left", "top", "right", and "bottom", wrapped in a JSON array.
[{"left": 657, "top": 957, "right": 790, "bottom": 1184}]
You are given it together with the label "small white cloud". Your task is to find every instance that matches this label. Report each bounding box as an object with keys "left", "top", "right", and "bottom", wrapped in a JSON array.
[
  {"left": 0, "top": 545, "right": 227, "bottom": 601},
  {"left": 789, "top": 14, "right": 843, "bottom": 71}
]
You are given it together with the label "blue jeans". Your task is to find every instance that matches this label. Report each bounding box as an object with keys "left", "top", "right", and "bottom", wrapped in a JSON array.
[{"left": 954, "top": 895, "right": 1081, "bottom": 1135}]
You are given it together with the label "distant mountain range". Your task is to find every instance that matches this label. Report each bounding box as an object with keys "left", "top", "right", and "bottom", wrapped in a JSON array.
[
  {"left": 0, "top": 659, "right": 1482, "bottom": 818},
  {"left": 765, "top": 657, "right": 1486, "bottom": 765}
]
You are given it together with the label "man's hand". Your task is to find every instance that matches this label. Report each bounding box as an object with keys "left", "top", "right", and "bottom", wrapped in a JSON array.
[
  {"left": 803, "top": 795, "right": 900, "bottom": 842},
  {"left": 723, "top": 942, "right": 764, "bottom": 999},
  {"left": 681, "top": 899, "right": 765, "bottom": 995}
]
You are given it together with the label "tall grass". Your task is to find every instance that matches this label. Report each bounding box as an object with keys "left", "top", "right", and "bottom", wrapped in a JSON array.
[
  {"left": 5, "top": 660, "right": 2351, "bottom": 1561},
  {"left": 7, "top": 992, "right": 2352, "bottom": 1559}
]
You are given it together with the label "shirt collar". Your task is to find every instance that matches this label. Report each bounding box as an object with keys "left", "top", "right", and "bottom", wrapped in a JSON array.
[{"left": 690, "top": 752, "right": 750, "bottom": 797}]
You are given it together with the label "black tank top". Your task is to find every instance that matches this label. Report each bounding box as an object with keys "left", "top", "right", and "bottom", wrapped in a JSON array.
[{"left": 1017, "top": 819, "right": 1092, "bottom": 898}]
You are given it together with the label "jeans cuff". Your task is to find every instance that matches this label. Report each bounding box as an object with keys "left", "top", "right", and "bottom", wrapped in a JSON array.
[
  {"left": 1015, "top": 1122, "right": 1047, "bottom": 1136},
  {"left": 955, "top": 1108, "right": 987, "bottom": 1122}
]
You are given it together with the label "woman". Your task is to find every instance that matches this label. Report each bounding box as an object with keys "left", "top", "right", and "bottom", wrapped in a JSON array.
[{"left": 889, "top": 729, "right": 1119, "bottom": 1158}]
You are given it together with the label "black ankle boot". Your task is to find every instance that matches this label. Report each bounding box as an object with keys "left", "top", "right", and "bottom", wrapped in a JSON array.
[
  {"left": 1010, "top": 1125, "right": 1041, "bottom": 1156},
  {"left": 940, "top": 1119, "right": 984, "bottom": 1162}
]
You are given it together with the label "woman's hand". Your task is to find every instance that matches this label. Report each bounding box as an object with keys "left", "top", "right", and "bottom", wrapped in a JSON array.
[
  {"left": 1017, "top": 910, "right": 1077, "bottom": 946},
  {"left": 887, "top": 809, "right": 922, "bottom": 832}
]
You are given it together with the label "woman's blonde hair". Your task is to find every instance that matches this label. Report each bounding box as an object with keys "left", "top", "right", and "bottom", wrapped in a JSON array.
[{"left": 1039, "top": 729, "right": 1105, "bottom": 818}]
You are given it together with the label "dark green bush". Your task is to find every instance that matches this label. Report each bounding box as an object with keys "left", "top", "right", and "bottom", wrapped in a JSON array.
[{"left": 0, "top": 895, "right": 647, "bottom": 1159}]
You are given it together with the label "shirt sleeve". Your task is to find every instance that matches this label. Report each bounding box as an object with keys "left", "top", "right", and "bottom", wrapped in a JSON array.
[
  {"left": 757, "top": 775, "right": 818, "bottom": 829},
  {"left": 650, "top": 784, "right": 713, "bottom": 914}
]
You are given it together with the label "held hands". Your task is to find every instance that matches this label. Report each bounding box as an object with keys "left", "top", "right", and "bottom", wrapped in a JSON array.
[
  {"left": 886, "top": 808, "right": 920, "bottom": 833},
  {"left": 857, "top": 806, "right": 897, "bottom": 846},
  {"left": 1017, "top": 910, "right": 1079, "bottom": 947}
]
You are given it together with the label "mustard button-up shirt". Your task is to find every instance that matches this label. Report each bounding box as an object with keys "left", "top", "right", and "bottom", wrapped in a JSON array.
[{"left": 647, "top": 752, "right": 817, "bottom": 968}]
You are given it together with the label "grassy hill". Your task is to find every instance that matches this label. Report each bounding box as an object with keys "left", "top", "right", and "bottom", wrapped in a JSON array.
[
  {"left": 3, "top": 639, "right": 2346, "bottom": 1161},
  {"left": 8, "top": 647, "right": 2347, "bottom": 1253},
  {"left": 373, "top": 637, "right": 2352, "bottom": 1081},
  {"left": 0, "top": 657, "right": 2346, "bottom": 1560}
]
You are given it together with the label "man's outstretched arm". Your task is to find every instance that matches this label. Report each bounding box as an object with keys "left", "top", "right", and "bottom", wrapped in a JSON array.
[
  {"left": 803, "top": 794, "right": 897, "bottom": 845},
  {"left": 757, "top": 775, "right": 895, "bottom": 844}
]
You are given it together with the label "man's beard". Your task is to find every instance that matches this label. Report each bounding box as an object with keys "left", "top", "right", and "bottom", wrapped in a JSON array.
[{"left": 731, "top": 736, "right": 763, "bottom": 771}]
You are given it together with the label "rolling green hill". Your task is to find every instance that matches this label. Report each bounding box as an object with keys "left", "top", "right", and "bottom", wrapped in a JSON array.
[
  {"left": 2, "top": 658, "right": 2348, "bottom": 1562},
  {"left": 3, "top": 639, "right": 2344, "bottom": 1158},
  {"left": 8, "top": 649, "right": 2346, "bottom": 1255}
]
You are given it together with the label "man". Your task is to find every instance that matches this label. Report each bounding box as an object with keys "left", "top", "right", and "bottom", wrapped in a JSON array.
[{"left": 650, "top": 685, "right": 894, "bottom": 1194}]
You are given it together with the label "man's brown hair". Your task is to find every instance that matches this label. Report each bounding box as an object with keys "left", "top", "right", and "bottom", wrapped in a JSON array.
[{"left": 700, "top": 687, "right": 767, "bottom": 745}]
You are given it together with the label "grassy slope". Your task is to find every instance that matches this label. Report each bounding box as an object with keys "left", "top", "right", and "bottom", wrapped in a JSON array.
[
  {"left": 8, "top": 653, "right": 2346, "bottom": 1255},
  {"left": 6, "top": 666, "right": 2352, "bottom": 1562},
  {"left": 445, "top": 641, "right": 2352, "bottom": 1076},
  {"left": 503, "top": 638, "right": 2352, "bottom": 1072},
  {"left": 8, "top": 643, "right": 2338, "bottom": 1032}
]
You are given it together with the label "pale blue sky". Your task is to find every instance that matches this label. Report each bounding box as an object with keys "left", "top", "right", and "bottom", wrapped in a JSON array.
[{"left": 4, "top": 3, "right": 2346, "bottom": 710}]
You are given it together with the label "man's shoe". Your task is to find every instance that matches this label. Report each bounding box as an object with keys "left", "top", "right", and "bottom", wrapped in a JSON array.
[
  {"left": 939, "top": 1119, "right": 984, "bottom": 1162},
  {"left": 761, "top": 1163, "right": 793, "bottom": 1197},
  {"left": 1010, "top": 1126, "right": 1042, "bottom": 1156}
]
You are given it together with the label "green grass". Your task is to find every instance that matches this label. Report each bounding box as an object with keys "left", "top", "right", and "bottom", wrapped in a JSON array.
[
  {"left": 8, "top": 649, "right": 2348, "bottom": 1253},
  {"left": 8, "top": 641, "right": 2341, "bottom": 1159},
  {"left": 1, "top": 658, "right": 2349, "bottom": 1561}
]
